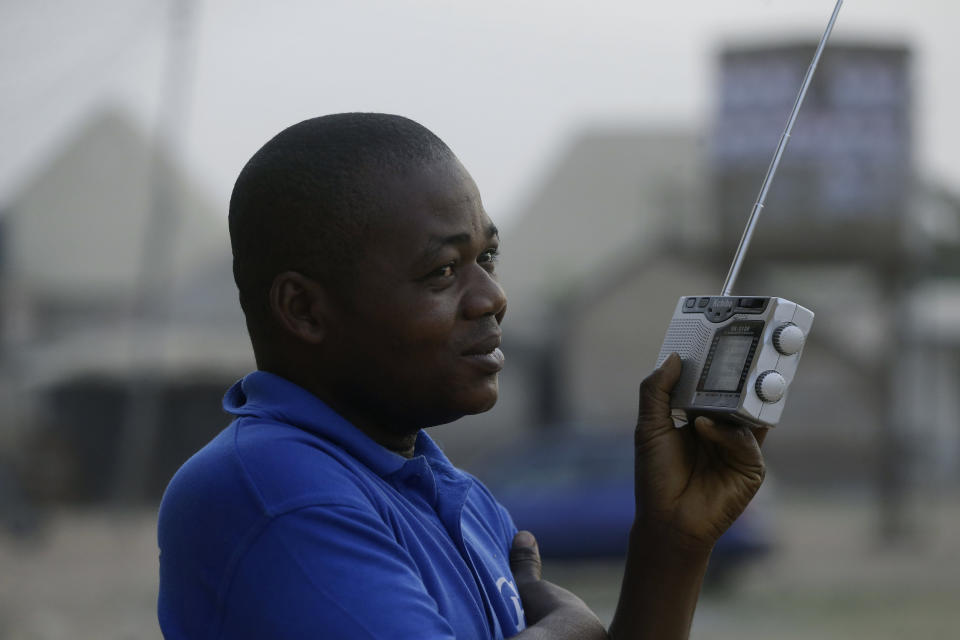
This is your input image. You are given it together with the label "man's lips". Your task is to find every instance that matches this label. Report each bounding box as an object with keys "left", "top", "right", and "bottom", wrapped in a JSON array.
[
  {"left": 461, "top": 334, "right": 502, "bottom": 357},
  {"left": 461, "top": 334, "right": 505, "bottom": 373}
]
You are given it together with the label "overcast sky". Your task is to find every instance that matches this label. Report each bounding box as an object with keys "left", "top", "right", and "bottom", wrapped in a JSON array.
[{"left": 3, "top": 0, "right": 959, "bottom": 227}]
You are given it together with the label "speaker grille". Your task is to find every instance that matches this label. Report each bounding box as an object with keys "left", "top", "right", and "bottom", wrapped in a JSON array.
[
  {"left": 657, "top": 318, "right": 712, "bottom": 364},
  {"left": 656, "top": 319, "right": 713, "bottom": 400}
]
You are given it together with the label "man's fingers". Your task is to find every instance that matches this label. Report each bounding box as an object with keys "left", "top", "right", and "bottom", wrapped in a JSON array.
[
  {"left": 750, "top": 426, "right": 769, "bottom": 448},
  {"left": 644, "top": 353, "right": 683, "bottom": 397},
  {"left": 693, "top": 416, "right": 765, "bottom": 483},
  {"left": 510, "top": 530, "right": 542, "bottom": 585},
  {"left": 636, "top": 353, "right": 682, "bottom": 435}
]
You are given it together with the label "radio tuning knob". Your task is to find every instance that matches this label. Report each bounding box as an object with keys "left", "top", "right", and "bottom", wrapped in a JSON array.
[
  {"left": 773, "top": 323, "right": 805, "bottom": 355},
  {"left": 755, "top": 370, "right": 787, "bottom": 403}
]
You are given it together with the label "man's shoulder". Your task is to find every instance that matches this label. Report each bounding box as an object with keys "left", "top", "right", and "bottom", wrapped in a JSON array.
[{"left": 161, "top": 416, "right": 377, "bottom": 523}]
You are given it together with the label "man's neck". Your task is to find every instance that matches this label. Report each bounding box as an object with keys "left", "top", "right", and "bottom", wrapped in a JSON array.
[
  {"left": 323, "top": 399, "right": 420, "bottom": 458},
  {"left": 257, "top": 362, "right": 421, "bottom": 459}
]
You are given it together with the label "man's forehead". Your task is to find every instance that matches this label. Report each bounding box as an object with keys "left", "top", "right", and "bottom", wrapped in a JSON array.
[
  {"left": 366, "top": 158, "right": 491, "bottom": 233},
  {"left": 375, "top": 152, "right": 472, "bottom": 197}
]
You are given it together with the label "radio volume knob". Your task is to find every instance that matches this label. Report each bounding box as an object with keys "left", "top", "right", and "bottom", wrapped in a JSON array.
[
  {"left": 773, "top": 323, "right": 805, "bottom": 355},
  {"left": 755, "top": 371, "right": 787, "bottom": 403}
]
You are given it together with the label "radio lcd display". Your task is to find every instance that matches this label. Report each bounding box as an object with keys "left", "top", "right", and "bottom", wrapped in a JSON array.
[{"left": 703, "top": 335, "right": 754, "bottom": 392}]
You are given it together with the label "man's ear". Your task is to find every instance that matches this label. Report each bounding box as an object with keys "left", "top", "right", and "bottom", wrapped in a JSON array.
[{"left": 268, "top": 271, "right": 329, "bottom": 344}]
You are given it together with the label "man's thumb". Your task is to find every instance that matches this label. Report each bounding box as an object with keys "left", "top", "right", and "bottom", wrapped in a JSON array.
[{"left": 510, "top": 530, "right": 542, "bottom": 584}]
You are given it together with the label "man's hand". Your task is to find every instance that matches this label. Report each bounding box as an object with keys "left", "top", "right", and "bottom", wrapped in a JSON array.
[
  {"left": 634, "top": 352, "right": 766, "bottom": 549},
  {"left": 608, "top": 354, "right": 769, "bottom": 640},
  {"left": 509, "top": 531, "right": 607, "bottom": 640}
]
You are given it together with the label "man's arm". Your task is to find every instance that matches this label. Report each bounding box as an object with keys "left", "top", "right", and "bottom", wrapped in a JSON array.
[{"left": 510, "top": 353, "right": 766, "bottom": 640}]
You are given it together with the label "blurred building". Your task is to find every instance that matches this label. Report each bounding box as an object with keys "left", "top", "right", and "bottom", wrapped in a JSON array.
[
  {"left": 0, "top": 109, "right": 252, "bottom": 502},
  {"left": 453, "top": 42, "right": 960, "bottom": 517}
]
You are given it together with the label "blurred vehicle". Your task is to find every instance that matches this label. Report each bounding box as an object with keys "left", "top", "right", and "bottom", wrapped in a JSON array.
[{"left": 472, "top": 428, "right": 772, "bottom": 583}]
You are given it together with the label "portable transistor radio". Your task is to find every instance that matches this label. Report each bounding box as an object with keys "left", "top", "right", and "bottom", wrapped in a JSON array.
[{"left": 655, "top": 0, "right": 843, "bottom": 429}]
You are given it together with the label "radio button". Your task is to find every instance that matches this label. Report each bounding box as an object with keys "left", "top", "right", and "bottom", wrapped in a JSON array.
[
  {"left": 773, "top": 323, "right": 805, "bottom": 355},
  {"left": 756, "top": 371, "right": 787, "bottom": 403}
]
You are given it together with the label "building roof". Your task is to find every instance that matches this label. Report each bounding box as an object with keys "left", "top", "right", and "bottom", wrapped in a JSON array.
[
  {"left": 4, "top": 109, "right": 227, "bottom": 302},
  {"left": 498, "top": 126, "right": 711, "bottom": 339}
]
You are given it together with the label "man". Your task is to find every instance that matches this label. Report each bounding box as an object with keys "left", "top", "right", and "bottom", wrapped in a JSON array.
[{"left": 158, "top": 113, "right": 766, "bottom": 639}]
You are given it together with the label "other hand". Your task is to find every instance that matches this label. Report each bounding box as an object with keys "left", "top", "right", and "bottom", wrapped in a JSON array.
[{"left": 509, "top": 531, "right": 607, "bottom": 640}]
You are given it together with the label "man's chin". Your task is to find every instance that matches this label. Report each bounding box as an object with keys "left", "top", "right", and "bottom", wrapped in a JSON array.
[
  {"left": 424, "top": 385, "right": 499, "bottom": 427},
  {"left": 466, "top": 378, "right": 499, "bottom": 414},
  {"left": 464, "top": 393, "right": 498, "bottom": 416}
]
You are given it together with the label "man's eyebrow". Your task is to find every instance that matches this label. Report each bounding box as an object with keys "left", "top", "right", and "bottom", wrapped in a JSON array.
[{"left": 418, "top": 224, "right": 499, "bottom": 263}]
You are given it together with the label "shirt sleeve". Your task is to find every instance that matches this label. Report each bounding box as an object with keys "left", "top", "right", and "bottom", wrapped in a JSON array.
[{"left": 216, "top": 504, "right": 458, "bottom": 640}]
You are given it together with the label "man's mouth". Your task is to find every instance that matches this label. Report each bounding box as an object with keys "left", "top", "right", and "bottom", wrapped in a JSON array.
[
  {"left": 462, "top": 336, "right": 505, "bottom": 372},
  {"left": 462, "top": 334, "right": 501, "bottom": 356}
]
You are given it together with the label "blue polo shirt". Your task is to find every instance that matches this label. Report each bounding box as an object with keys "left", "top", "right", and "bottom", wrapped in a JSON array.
[{"left": 157, "top": 371, "right": 525, "bottom": 639}]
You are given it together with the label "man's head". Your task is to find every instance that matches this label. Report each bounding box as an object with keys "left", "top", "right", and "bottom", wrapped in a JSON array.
[
  {"left": 229, "top": 113, "right": 507, "bottom": 438},
  {"left": 230, "top": 113, "right": 455, "bottom": 337}
]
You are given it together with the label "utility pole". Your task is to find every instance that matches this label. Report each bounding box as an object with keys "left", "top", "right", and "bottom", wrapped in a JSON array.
[{"left": 113, "top": 0, "right": 199, "bottom": 503}]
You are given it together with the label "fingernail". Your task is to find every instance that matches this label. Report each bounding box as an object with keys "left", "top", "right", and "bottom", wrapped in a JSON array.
[{"left": 513, "top": 530, "right": 536, "bottom": 548}]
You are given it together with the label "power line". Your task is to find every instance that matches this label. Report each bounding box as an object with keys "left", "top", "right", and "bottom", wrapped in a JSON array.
[{"left": 0, "top": 1, "right": 165, "bottom": 123}]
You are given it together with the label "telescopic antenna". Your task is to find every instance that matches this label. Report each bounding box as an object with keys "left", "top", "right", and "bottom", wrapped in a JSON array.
[{"left": 720, "top": 0, "right": 843, "bottom": 297}]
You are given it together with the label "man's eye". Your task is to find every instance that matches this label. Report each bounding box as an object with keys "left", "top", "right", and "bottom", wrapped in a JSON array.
[
  {"left": 432, "top": 263, "right": 455, "bottom": 278},
  {"left": 478, "top": 248, "right": 499, "bottom": 266}
]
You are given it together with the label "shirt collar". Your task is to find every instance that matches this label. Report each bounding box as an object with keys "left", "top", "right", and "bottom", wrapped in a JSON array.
[{"left": 223, "top": 370, "right": 458, "bottom": 482}]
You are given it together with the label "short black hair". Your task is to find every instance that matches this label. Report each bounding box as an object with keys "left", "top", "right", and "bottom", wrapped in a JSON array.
[{"left": 228, "top": 113, "right": 454, "bottom": 341}]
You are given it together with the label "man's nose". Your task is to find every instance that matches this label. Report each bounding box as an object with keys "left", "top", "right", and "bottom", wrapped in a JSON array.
[{"left": 463, "top": 266, "right": 507, "bottom": 322}]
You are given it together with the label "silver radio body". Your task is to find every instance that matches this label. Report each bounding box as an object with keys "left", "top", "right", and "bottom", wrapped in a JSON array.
[{"left": 656, "top": 295, "right": 814, "bottom": 429}]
